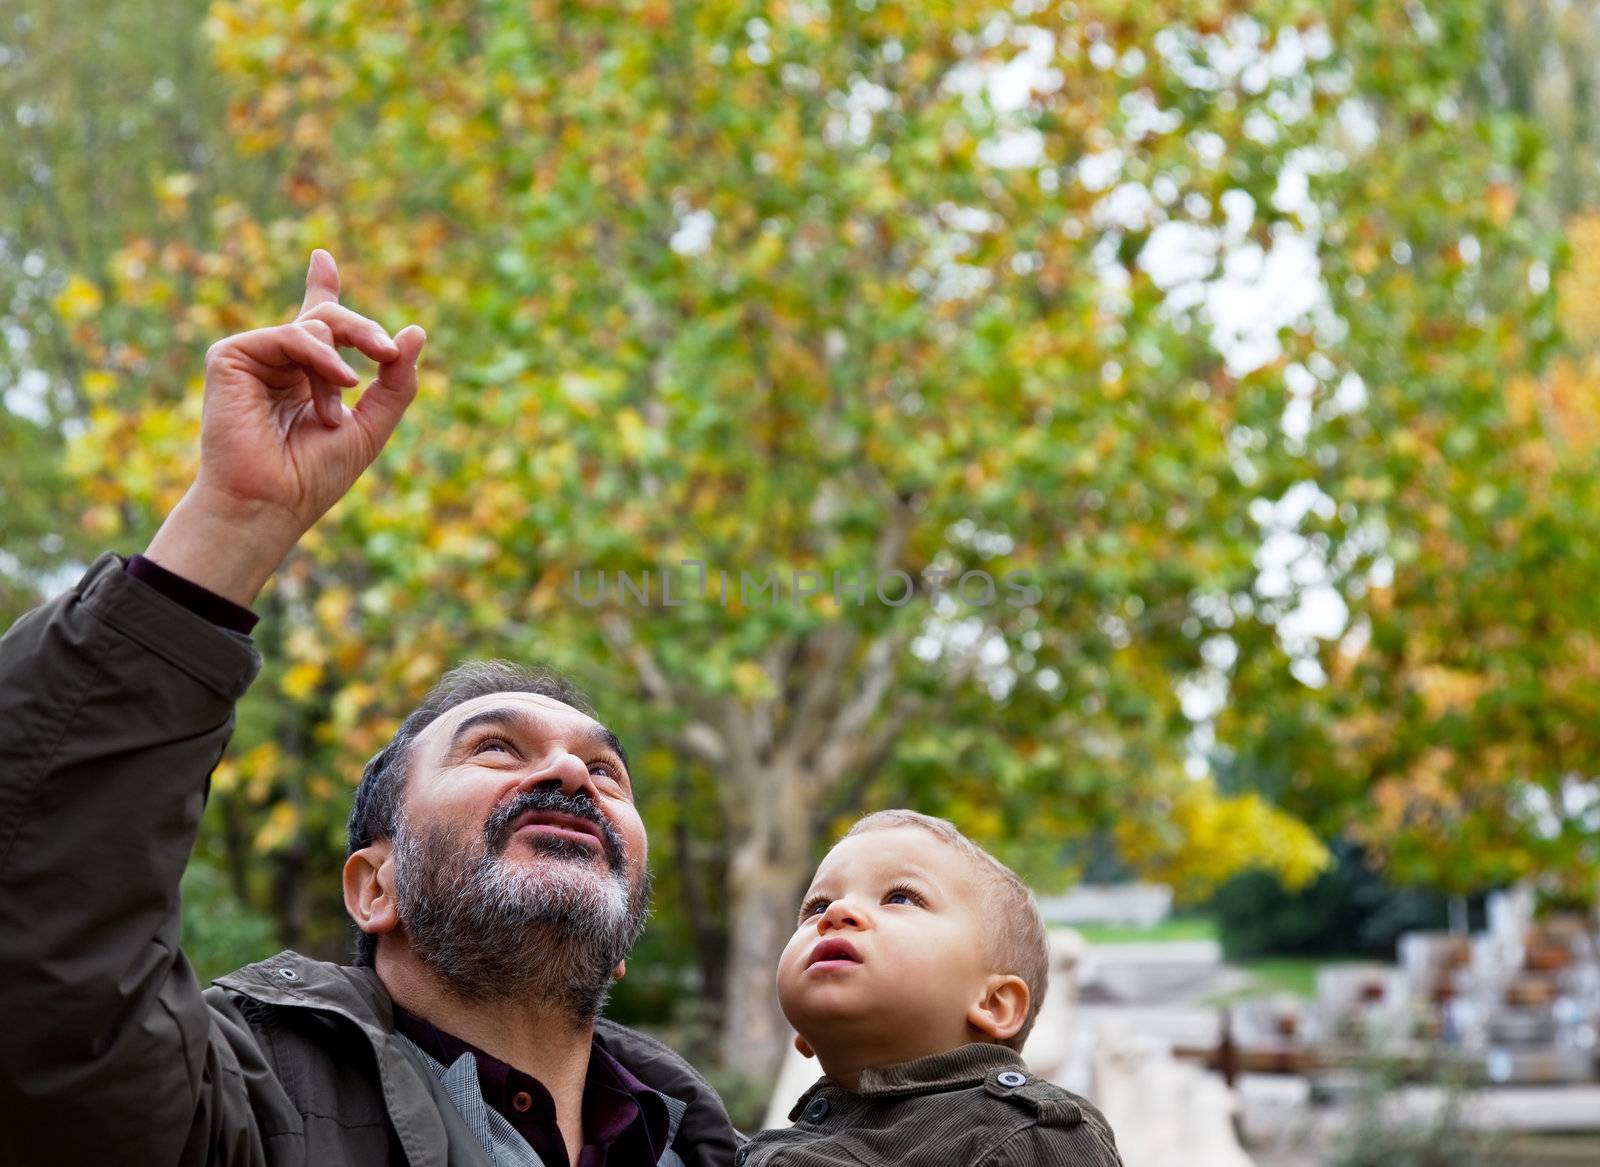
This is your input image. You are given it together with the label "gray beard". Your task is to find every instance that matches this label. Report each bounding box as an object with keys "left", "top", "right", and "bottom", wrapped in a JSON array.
[{"left": 390, "top": 805, "right": 650, "bottom": 1021}]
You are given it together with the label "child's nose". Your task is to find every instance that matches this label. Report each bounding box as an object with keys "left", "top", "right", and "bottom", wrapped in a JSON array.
[{"left": 819, "top": 899, "right": 863, "bottom": 932}]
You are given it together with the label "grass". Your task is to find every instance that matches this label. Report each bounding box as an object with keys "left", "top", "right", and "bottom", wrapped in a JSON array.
[
  {"left": 1235, "top": 956, "right": 1328, "bottom": 998},
  {"left": 1071, "top": 916, "right": 1220, "bottom": 945},
  {"left": 1067, "top": 917, "right": 1364, "bottom": 1002}
]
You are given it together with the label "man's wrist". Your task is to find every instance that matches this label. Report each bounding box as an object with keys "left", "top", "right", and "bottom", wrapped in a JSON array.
[
  {"left": 124, "top": 554, "right": 260, "bottom": 633},
  {"left": 142, "top": 486, "right": 305, "bottom": 608}
]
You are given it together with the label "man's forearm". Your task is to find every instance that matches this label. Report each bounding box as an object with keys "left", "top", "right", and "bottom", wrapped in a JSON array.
[{"left": 143, "top": 485, "right": 308, "bottom": 608}]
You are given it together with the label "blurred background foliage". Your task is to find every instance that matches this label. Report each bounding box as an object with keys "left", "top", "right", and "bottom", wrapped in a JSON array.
[{"left": 2, "top": 0, "right": 1598, "bottom": 1090}]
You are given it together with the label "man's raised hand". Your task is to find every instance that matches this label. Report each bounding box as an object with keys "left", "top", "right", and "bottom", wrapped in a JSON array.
[{"left": 143, "top": 250, "right": 426, "bottom": 606}]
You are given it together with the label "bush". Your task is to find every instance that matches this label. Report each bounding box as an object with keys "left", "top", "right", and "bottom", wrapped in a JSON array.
[
  {"left": 1324, "top": 1059, "right": 1504, "bottom": 1167},
  {"left": 180, "top": 857, "right": 277, "bottom": 984},
  {"left": 1212, "top": 840, "right": 1456, "bottom": 960}
]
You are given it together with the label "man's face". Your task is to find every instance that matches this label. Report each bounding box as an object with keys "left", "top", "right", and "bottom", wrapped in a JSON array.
[
  {"left": 776, "top": 826, "right": 997, "bottom": 1066},
  {"left": 386, "top": 691, "right": 650, "bottom": 1013},
  {"left": 403, "top": 690, "right": 648, "bottom": 882}
]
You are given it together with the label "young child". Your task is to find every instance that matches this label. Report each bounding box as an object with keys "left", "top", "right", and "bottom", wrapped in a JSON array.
[{"left": 740, "top": 809, "right": 1123, "bottom": 1166}]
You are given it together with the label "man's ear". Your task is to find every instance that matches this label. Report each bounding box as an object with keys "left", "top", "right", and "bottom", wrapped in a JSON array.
[
  {"left": 794, "top": 1033, "right": 816, "bottom": 1059},
  {"left": 614, "top": 960, "right": 627, "bottom": 980},
  {"left": 342, "top": 840, "right": 399, "bottom": 942},
  {"left": 966, "top": 974, "right": 1030, "bottom": 1044}
]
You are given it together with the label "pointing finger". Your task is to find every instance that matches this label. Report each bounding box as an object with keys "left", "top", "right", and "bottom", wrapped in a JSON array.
[{"left": 300, "top": 249, "right": 342, "bottom": 314}]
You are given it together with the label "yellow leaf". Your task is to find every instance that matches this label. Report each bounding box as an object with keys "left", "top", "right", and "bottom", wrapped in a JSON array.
[
  {"left": 83, "top": 371, "right": 116, "bottom": 402},
  {"left": 282, "top": 661, "right": 324, "bottom": 700},
  {"left": 211, "top": 757, "right": 240, "bottom": 795},
  {"left": 730, "top": 660, "right": 774, "bottom": 700},
  {"left": 314, "top": 587, "right": 353, "bottom": 631},
  {"left": 54, "top": 275, "right": 103, "bottom": 324},
  {"left": 616, "top": 408, "right": 646, "bottom": 459},
  {"left": 254, "top": 800, "right": 300, "bottom": 854}
]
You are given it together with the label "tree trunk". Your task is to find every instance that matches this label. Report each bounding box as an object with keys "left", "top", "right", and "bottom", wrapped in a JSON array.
[
  {"left": 674, "top": 800, "right": 727, "bottom": 1007},
  {"left": 719, "top": 767, "right": 816, "bottom": 1080},
  {"left": 720, "top": 852, "right": 813, "bottom": 1080}
]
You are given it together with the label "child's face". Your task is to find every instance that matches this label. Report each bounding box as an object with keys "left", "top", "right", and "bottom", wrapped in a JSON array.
[{"left": 775, "top": 826, "right": 1002, "bottom": 1075}]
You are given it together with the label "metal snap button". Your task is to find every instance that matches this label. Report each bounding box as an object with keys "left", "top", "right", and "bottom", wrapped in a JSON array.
[
  {"left": 275, "top": 967, "right": 299, "bottom": 981},
  {"left": 996, "top": 1070, "right": 1027, "bottom": 1088},
  {"left": 803, "top": 1096, "right": 831, "bottom": 1122}
]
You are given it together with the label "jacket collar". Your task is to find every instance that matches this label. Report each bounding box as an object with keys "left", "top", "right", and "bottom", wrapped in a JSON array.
[
  {"left": 217, "top": 951, "right": 458, "bottom": 1166},
  {"left": 216, "top": 951, "right": 695, "bottom": 1164},
  {"left": 789, "top": 1042, "right": 1027, "bottom": 1118},
  {"left": 216, "top": 949, "right": 393, "bottom": 1034}
]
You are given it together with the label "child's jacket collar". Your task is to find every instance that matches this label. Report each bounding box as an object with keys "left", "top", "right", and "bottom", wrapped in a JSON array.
[{"left": 790, "top": 1042, "right": 1029, "bottom": 1115}]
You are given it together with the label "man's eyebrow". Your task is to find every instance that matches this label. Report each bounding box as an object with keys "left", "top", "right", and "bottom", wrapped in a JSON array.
[
  {"left": 446, "top": 706, "right": 630, "bottom": 771},
  {"left": 597, "top": 727, "right": 630, "bottom": 772}
]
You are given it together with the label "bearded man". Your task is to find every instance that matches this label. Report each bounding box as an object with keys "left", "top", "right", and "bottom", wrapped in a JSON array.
[{"left": 0, "top": 253, "right": 740, "bottom": 1166}]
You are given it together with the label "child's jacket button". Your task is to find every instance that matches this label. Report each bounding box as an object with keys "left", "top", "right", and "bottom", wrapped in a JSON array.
[
  {"left": 803, "top": 1096, "right": 832, "bottom": 1122},
  {"left": 996, "top": 1070, "right": 1028, "bottom": 1088}
]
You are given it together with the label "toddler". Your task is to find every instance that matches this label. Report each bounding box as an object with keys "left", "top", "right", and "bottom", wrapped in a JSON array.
[{"left": 739, "top": 809, "right": 1123, "bottom": 1166}]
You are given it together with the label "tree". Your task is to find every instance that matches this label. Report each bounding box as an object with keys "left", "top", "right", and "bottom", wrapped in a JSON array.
[
  {"left": 0, "top": 0, "right": 285, "bottom": 625},
  {"left": 45, "top": 0, "right": 1546, "bottom": 1079},
  {"left": 1218, "top": 1, "right": 1600, "bottom": 913}
]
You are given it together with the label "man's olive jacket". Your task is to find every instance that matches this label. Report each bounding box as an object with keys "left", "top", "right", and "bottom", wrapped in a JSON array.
[{"left": 0, "top": 554, "right": 740, "bottom": 1166}]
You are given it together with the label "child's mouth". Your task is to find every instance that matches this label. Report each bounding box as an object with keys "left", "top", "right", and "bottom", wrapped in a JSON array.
[{"left": 807, "top": 937, "right": 863, "bottom": 970}]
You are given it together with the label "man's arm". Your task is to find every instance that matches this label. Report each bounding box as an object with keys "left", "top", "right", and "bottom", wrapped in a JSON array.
[{"left": 0, "top": 251, "right": 424, "bottom": 1163}]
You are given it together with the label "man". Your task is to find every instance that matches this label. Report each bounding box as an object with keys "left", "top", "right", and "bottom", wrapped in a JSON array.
[{"left": 0, "top": 252, "right": 740, "bottom": 1166}]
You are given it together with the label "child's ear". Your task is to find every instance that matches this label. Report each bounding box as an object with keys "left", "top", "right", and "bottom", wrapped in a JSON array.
[
  {"left": 794, "top": 1033, "right": 816, "bottom": 1059},
  {"left": 967, "top": 974, "right": 1030, "bottom": 1044}
]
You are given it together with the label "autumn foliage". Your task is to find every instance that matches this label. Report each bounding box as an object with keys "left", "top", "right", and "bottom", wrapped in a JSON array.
[{"left": 6, "top": 0, "right": 1590, "bottom": 1080}]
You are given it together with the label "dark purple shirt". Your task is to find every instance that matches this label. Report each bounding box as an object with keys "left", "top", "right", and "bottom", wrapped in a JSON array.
[{"left": 393, "top": 1004, "right": 670, "bottom": 1167}]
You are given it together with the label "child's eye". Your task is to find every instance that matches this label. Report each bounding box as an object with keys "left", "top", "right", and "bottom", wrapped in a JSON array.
[
  {"left": 799, "top": 897, "right": 829, "bottom": 919},
  {"left": 884, "top": 886, "right": 924, "bottom": 907}
]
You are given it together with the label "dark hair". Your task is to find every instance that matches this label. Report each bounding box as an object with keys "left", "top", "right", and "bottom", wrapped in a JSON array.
[{"left": 346, "top": 659, "right": 598, "bottom": 965}]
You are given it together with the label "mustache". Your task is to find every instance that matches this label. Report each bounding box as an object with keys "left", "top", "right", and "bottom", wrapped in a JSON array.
[{"left": 484, "top": 787, "right": 625, "bottom": 871}]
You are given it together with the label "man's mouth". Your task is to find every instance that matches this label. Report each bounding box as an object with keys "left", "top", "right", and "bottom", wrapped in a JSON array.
[
  {"left": 806, "top": 937, "right": 862, "bottom": 970},
  {"left": 509, "top": 809, "right": 605, "bottom": 852}
]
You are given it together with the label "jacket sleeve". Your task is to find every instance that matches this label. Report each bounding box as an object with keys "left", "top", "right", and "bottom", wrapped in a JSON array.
[{"left": 0, "top": 554, "right": 267, "bottom": 1165}]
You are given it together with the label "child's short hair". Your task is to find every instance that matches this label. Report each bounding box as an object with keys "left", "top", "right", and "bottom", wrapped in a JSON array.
[{"left": 844, "top": 809, "right": 1049, "bottom": 1052}]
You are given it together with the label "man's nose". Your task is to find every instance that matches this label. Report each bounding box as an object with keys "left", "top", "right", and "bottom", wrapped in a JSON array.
[
  {"left": 518, "top": 749, "right": 592, "bottom": 795},
  {"left": 819, "top": 898, "right": 865, "bottom": 933}
]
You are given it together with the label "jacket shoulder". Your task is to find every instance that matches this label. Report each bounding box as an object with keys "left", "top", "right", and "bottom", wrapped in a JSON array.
[
  {"left": 204, "top": 952, "right": 402, "bottom": 1164},
  {"left": 595, "top": 1018, "right": 741, "bottom": 1167},
  {"left": 975, "top": 1069, "right": 1122, "bottom": 1167}
]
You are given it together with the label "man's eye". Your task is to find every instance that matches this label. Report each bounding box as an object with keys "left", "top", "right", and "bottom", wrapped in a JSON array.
[{"left": 474, "top": 738, "right": 513, "bottom": 755}]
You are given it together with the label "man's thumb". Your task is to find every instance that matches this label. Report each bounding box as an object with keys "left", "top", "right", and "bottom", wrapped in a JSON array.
[{"left": 353, "top": 324, "right": 426, "bottom": 446}]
